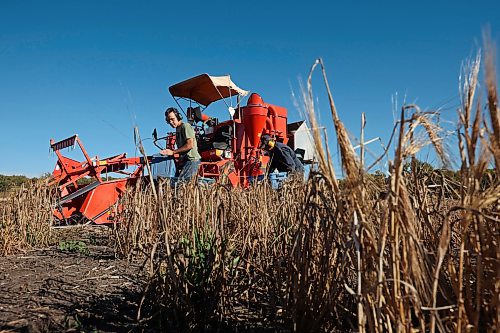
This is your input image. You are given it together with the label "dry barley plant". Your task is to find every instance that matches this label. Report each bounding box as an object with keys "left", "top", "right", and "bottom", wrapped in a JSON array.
[
  {"left": 114, "top": 45, "right": 498, "bottom": 333},
  {"left": 0, "top": 179, "right": 53, "bottom": 255}
]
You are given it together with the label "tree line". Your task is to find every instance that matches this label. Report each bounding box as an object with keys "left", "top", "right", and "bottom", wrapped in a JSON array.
[{"left": 0, "top": 174, "right": 34, "bottom": 193}]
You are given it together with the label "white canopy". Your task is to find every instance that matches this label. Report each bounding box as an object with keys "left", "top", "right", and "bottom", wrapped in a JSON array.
[{"left": 168, "top": 73, "right": 249, "bottom": 107}]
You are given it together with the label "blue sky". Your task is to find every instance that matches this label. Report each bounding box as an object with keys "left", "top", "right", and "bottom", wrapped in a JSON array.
[{"left": 1, "top": 1, "right": 499, "bottom": 177}]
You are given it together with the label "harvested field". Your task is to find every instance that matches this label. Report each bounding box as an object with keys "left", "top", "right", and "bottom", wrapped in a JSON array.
[{"left": 0, "top": 227, "right": 147, "bottom": 332}]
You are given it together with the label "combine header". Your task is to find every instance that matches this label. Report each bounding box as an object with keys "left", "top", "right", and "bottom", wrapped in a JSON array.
[
  {"left": 50, "top": 73, "right": 314, "bottom": 224},
  {"left": 49, "top": 135, "right": 148, "bottom": 224}
]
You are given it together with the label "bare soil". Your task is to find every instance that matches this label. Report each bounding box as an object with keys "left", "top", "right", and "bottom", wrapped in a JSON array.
[{"left": 0, "top": 227, "right": 147, "bottom": 333}]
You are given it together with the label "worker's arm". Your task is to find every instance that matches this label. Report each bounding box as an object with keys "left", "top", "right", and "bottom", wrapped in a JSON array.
[
  {"left": 174, "top": 138, "right": 194, "bottom": 154},
  {"left": 160, "top": 138, "right": 194, "bottom": 156}
]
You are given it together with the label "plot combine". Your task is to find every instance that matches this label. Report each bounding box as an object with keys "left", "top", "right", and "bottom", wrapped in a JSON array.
[{"left": 49, "top": 74, "right": 314, "bottom": 224}]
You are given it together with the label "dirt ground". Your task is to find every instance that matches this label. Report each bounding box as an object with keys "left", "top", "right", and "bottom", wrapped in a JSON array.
[{"left": 0, "top": 227, "right": 147, "bottom": 333}]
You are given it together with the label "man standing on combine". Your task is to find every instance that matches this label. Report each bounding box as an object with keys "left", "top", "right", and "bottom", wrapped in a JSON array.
[{"left": 160, "top": 107, "right": 201, "bottom": 181}]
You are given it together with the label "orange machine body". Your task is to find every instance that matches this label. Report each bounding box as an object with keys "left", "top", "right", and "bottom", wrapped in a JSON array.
[{"left": 167, "top": 91, "right": 290, "bottom": 188}]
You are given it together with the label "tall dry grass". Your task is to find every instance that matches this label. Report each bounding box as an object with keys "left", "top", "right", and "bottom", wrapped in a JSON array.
[
  {"left": 0, "top": 180, "right": 53, "bottom": 255},
  {"left": 115, "top": 43, "right": 498, "bottom": 332}
]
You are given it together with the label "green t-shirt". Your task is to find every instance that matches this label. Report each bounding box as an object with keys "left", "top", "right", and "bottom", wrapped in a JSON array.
[{"left": 176, "top": 122, "right": 201, "bottom": 161}]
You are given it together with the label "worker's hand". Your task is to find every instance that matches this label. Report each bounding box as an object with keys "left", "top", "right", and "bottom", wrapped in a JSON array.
[{"left": 160, "top": 148, "right": 174, "bottom": 156}]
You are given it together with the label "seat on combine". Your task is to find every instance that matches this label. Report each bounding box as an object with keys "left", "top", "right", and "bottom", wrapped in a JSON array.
[
  {"left": 198, "top": 124, "right": 232, "bottom": 152},
  {"left": 191, "top": 106, "right": 217, "bottom": 127}
]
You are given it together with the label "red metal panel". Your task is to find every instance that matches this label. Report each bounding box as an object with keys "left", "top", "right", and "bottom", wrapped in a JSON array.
[
  {"left": 267, "top": 104, "right": 288, "bottom": 144},
  {"left": 78, "top": 179, "right": 128, "bottom": 224}
]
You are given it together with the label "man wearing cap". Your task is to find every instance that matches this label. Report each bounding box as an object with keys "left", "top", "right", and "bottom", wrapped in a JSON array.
[
  {"left": 160, "top": 107, "right": 201, "bottom": 181},
  {"left": 260, "top": 134, "right": 304, "bottom": 175}
]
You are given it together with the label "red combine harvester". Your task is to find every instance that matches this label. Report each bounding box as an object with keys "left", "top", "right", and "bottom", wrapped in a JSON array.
[
  {"left": 50, "top": 74, "right": 312, "bottom": 224},
  {"left": 155, "top": 73, "right": 299, "bottom": 187}
]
